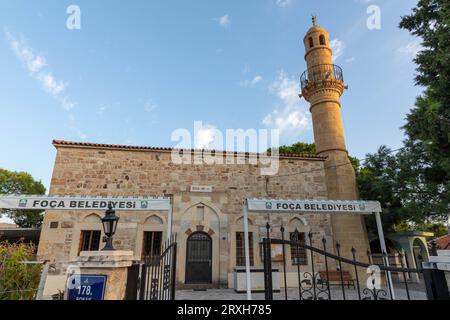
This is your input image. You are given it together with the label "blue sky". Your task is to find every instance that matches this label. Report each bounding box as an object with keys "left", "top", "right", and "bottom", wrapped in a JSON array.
[{"left": 0, "top": 0, "right": 423, "bottom": 191}]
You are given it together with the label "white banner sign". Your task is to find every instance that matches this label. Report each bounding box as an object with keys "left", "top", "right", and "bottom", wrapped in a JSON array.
[
  {"left": 247, "top": 199, "right": 382, "bottom": 214},
  {"left": 0, "top": 195, "right": 171, "bottom": 211}
]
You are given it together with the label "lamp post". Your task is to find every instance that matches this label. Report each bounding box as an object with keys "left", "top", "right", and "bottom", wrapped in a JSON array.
[{"left": 101, "top": 205, "right": 119, "bottom": 251}]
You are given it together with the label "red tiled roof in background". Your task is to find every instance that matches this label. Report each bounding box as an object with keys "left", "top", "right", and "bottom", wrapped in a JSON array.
[
  {"left": 430, "top": 234, "right": 450, "bottom": 250},
  {"left": 0, "top": 223, "right": 18, "bottom": 229},
  {"left": 52, "top": 140, "right": 327, "bottom": 160}
]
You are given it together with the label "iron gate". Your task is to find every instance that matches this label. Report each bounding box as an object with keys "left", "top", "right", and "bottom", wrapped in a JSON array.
[
  {"left": 126, "top": 234, "right": 177, "bottom": 300},
  {"left": 185, "top": 232, "right": 212, "bottom": 284},
  {"left": 261, "top": 223, "right": 436, "bottom": 301}
]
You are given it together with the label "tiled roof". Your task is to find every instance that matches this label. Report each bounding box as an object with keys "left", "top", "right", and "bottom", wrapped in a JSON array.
[
  {"left": 52, "top": 140, "right": 327, "bottom": 160},
  {"left": 430, "top": 234, "right": 450, "bottom": 250},
  {"left": 0, "top": 223, "right": 18, "bottom": 229}
]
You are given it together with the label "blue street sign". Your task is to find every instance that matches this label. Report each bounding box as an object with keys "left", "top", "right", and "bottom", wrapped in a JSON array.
[{"left": 67, "top": 275, "right": 107, "bottom": 301}]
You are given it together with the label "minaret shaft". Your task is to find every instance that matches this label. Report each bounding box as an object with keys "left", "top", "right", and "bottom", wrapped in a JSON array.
[{"left": 301, "top": 20, "right": 369, "bottom": 261}]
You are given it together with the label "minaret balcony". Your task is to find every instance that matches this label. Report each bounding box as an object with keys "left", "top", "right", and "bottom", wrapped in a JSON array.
[{"left": 300, "top": 64, "right": 344, "bottom": 94}]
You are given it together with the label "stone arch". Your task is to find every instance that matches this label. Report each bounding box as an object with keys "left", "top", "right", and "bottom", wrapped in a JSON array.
[
  {"left": 309, "top": 37, "right": 314, "bottom": 48},
  {"left": 178, "top": 201, "right": 222, "bottom": 286},
  {"left": 182, "top": 201, "right": 221, "bottom": 219},
  {"left": 412, "top": 237, "right": 428, "bottom": 264},
  {"left": 289, "top": 216, "right": 308, "bottom": 229},
  {"left": 180, "top": 202, "right": 220, "bottom": 234},
  {"left": 82, "top": 213, "right": 102, "bottom": 223},
  {"left": 234, "top": 216, "right": 255, "bottom": 226},
  {"left": 143, "top": 214, "right": 165, "bottom": 225}
]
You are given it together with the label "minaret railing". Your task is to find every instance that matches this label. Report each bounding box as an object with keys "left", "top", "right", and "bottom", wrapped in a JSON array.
[{"left": 300, "top": 64, "right": 344, "bottom": 92}]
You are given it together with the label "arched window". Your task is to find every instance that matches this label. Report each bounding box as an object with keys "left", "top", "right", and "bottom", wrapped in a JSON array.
[
  {"left": 319, "top": 34, "right": 326, "bottom": 46},
  {"left": 309, "top": 37, "right": 314, "bottom": 48}
]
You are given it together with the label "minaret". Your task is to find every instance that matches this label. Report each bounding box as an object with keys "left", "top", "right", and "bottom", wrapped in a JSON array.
[{"left": 300, "top": 17, "right": 369, "bottom": 260}]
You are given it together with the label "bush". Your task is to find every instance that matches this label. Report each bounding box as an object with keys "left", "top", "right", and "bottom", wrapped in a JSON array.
[{"left": 0, "top": 242, "right": 42, "bottom": 300}]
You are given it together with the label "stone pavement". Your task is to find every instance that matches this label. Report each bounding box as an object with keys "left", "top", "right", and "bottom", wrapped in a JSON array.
[{"left": 176, "top": 283, "right": 428, "bottom": 300}]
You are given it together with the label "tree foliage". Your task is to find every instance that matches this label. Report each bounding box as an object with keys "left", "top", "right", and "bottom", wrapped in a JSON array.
[
  {"left": 0, "top": 242, "right": 41, "bottom": 300},
  {"left": 358, "top": 144, "right": 448, "bottom": 234},
  {"left": 269, "top": 142, "right": 317, "bottom": 155},
  {"left": 0, "top": 168, "right": 46, "bottom": 227},
  {"left": 357, "top": 146, "right": 406, "bottom": 234},
  {"left": 398, "top": 0, "right": 450, "bottom": 223}
]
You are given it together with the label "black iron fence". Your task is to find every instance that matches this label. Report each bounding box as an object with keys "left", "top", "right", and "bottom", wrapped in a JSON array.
[
  {"left": 300, "top": 64, "right": 344, "bottom": 92},
  {"left": 126, "top": 234, "right": 177, "bottom": 300},
  {"left": 262, "top": 223, "right": 449, "bottom": 300}
]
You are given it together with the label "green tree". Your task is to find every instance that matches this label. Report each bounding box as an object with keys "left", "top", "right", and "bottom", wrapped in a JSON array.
[
  {"left": 399, "top": 0, "right": 450, "bottom": 222},
  {"left": 358, "top": 143, "right": 448, "bottom": 235},
  {"left": 357, "top": 146, "right": 408, "bottom": 234},
  {"left": 269, "top": 142, "right": 316, "bottom": 155},
  {"left": 269, "top": 142, "right": 361, "bottom": 173},
  {"left": 395, "top": 140, "right": 448, "bottom": 223},
  {"left": 0, "top": 242, "right": 42, "bottom": 300},
  {"left": 0, "top": 169, "right": 46, "bottom": 227}
]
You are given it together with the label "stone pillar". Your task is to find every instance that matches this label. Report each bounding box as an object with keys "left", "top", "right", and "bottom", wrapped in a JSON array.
[
  {"left": 398, "top": 240, "right": 420, "bottom": 283},
  {"left": 70, "top": 251, "right": 135, "bottom": 300}
]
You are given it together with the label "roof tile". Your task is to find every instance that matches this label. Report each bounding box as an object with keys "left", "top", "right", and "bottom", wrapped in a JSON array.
[{"left": 52, "top": 140, "right": 327, "bottom": 160}]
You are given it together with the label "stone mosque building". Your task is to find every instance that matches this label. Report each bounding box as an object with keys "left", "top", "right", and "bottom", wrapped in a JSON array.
[{"left": 37, "top": 20, "right": 369, "bottom": 294}]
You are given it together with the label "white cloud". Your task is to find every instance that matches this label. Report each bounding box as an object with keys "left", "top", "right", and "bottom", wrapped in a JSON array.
[
  {"left": 242, "top": 63, "right": 250, "bottom": 74},
  {"left": 195, "top": 123, "right": 219, "bottom": 149},
  {"left": 6, "top": 32, "right": 47, "bottom": 74},
  {"left": 239, "top": 75, "right": 263, "bottom": 87},
  {"left": 6, "top": 31, "right": 73, "bottom": 109},
  {"left": 330, "top": 38, "right": 345, "bottom": 61},
  {"left": 218, "top": 14, "right": 230, "bottom": 28},
  {"left": 97, "top": 104, "right": 107, "bottom": 115},
  {"left": 144, "top": 100, "right": 157, "bottom": 113},
  {"left": 263, "top": 71, "right": 311, "bottom": 137},
  {"left": 252, "top": 75, "right": 263, "bottom": 85},
  {"left": 39, "top": 73, "right": 66, "bottom": 95},
  {"left": 275, "top": 0, "right": 292, "bottom": 7},
  {"left": 62, "top": 96, "right": 76, "bottom": 111},
  {"left": 29, "top": 55, "right": 47, "bottom": 73},
  {"left": 396, "top": 41, "right": 422, "bottom": 58},
  {"left": 67, "top": 113, "right": 87, "bottom": 140},
  {"left": 6, "top": 31, "right": 86, "bottom": 139}
]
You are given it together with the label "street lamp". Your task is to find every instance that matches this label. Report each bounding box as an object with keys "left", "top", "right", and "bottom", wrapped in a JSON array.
[{"left": 101, "top": 205, "right": 119, "bottom": 251}]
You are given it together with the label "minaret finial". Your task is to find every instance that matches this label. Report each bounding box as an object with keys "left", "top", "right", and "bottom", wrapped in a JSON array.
[{"left": 312, "top": 15, "right": 317, "bottom": 26}]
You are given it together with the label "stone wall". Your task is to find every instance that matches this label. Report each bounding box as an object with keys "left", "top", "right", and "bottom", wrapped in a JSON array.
[{"left": 38, "top": 143, "right": 330, "bottom": 292}]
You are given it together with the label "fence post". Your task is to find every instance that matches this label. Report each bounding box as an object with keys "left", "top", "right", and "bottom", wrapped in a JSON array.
[
  {"left": 171, "top": 240, "right": 177, "bottom": 301},
  {"left": 430, "top": 241, "right": 438, "bottom": 257},
  {"left": 422, "top": 241, "right": 450, "bottom": 300},
  {"left": 422, "top": 268, "right": 450, "bottom": 300},
  {"left": 263, "top": 238, "right": 273, "bottom": 300},
  {"left": 125, "top": 264, "right": 140, "bottom": 300},
  {"left": 263, "top": 223, "right": 273, "bottom": 300},
  {"left": 36, "top": 261, "right": 50, "bottom": 300},
  {"left": 422, "top": 258, "right": 450, "bottom": 301}
]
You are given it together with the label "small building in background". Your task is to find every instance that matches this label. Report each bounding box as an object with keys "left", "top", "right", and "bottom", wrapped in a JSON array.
[{"left": 0, "top": 223, "right": 41, "bottom": 254}]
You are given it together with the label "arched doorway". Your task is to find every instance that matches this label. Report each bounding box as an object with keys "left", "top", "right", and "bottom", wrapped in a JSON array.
[
  {"left": 413, "top": 238, "right": 428, "bottom": 271},
  {"left": 185, "top": 232, "right": 212, "bottom": 284}
]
